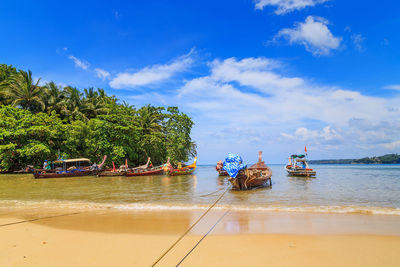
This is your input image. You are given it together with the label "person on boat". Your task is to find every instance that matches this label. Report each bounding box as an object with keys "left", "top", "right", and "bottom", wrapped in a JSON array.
[
  {"left": 43, "top": 160, "right": 48, "bottom": 170},
  {"left": 90, "top": 163, "right": 99, "bottom": 171},
  {"left": 216, "top": 160, "right": 224, "bottom": 171}
]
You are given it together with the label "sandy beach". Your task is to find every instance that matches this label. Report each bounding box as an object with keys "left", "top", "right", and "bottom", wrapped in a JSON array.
[{"left": 1, "top": 208, "right": 400, "bottom": 266}]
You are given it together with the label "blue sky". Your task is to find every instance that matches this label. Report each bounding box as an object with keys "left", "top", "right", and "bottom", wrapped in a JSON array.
[{"left": 1, "top": 0, "right": 400, "bottom": 164}]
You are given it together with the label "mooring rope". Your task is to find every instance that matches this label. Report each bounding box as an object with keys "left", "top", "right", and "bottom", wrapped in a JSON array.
[
  {"left": 199, "top": 189, "right": 224, "bottom": 197},
  {"left": 176, "top": 209, "right": 230, "bottom": 266},
  {"left": 151, "top": 186, "right": 230, "bottom": 267},
  {"left": 0, "top": 212, "right": 81, "bottom": 227}
]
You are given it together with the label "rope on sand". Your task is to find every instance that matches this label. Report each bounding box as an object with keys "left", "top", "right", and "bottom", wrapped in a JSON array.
[
  {"left": 199, "top": 189, "right": 224, "bottom": 197},
  {"left": 0, "top": 212, "right": 81, "bottom": 227},
  {"left": 176, "top": 209, "right": 230, "bottom": 266},
  {"left": 151, "top": 186, "right": 230, "bottom": 266}
]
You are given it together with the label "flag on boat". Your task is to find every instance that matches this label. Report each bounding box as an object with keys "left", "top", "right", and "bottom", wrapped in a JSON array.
[
  {"left": 305, "top": 145, "right": 307, "bottom": 153},
  {"left": 222, "top": 153, "right": 246, "bottom": 178}
]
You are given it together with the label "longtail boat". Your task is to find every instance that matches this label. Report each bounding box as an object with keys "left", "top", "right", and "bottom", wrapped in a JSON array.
[
  {"left": 98, "top": 169, "right": 126, "bottom": 177},
  {"left": 216, "top": 160, "right": 229, "bottom": 176},
  {"left": 13, "top": 165, "right": 35, "bottom": 174},
  {"left": 285, "top": 154, "right": 316, "bottom": 177},
  {"left": 167, "top": 157, "right": 197, "bottom": 176},
  {"left": 125, "top": 166, "right": 164, "bottom": 176},
  {"left": 225, "top": 151, "right": 272, "bottom": 190},
  {"left": 98, "top": 160, "right": 127, "bottom": 177},
  {"left": 33, "top": 158, "right": 93, "bottom": 179},
  {"left": 124, "top": 157, "right": 164, "bottom": 176}
]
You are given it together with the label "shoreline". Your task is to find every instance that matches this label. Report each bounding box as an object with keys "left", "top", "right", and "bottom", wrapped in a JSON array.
[
  {"left": 2, "top": 206, "right": 400, "bottom": 236},
  {"left": 1, "top": 209, "right": 400, "bottom": 266},
  {"left": 2, "top": 199, "right": 400, "bottom": 216}
]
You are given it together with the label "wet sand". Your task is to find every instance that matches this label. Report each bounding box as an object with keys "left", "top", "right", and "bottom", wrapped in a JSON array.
[{"left": 1, "top": 208, "right": 400, "bottom": 266}]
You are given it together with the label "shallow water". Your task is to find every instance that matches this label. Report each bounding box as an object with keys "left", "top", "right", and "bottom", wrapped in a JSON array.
[{"left": 1, "top": 164, "right": 400, "bottom": 215}]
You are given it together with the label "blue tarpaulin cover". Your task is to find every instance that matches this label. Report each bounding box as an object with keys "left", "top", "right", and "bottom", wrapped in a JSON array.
[{"left": 223, "top": 153, "right": 246, "bottom": 178}]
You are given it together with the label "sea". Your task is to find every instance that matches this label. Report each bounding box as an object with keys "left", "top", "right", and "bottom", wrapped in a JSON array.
[{"left": 1, "top": 164, "right": 400, "bottom": 216}]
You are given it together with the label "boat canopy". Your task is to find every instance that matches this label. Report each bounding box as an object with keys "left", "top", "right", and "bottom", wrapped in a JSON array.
[
  {"left": 291, "top": 154, "right": 305, "bottom": 158},
  {"left": 54, "top": 158, "right": 91, "bottom": 163}
]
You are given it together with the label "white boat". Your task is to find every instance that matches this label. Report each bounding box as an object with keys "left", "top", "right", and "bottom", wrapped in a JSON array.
[{"left": 285, "top": 154, "right": 316, "bottom": 177}]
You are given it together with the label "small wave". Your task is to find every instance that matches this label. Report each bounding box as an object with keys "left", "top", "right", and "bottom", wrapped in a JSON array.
[
  {"left": 1, "top": 200, "right": 400, "bottom": 216},
  {"left": 115, "top": 203, "right": 400, "bottom": 215}
]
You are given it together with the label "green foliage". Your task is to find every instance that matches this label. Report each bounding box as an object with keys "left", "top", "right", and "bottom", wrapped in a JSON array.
[
  {"left": 352, "top": 154, "right": 400, "bottom": 164},
  {"left": 0, "top": 106, "right": 64, "bottom": 171},
  {"left": 163, "top": 106, "right": 196, "bottom": 165},
  {"left": 0, "top": 64, "right": 17, "bottom": 105},
  {"left": 0, "top": 64, "right": 196, "bottom": 171},
  {"left": 0, "top": 64, "right": 17, "bottom": 84},
  {"left": 0, "top": 70, "right": 45, "bottom": 112},
  {"left": 310, "top": 154, "right": 400, "bottom": 164}
]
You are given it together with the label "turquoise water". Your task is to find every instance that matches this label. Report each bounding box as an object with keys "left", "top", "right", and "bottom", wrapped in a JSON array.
[{"left": 1, "top": 164, "right": 400, "bottom": 215}]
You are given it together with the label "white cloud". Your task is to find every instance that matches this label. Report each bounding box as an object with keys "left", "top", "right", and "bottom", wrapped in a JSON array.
[
  {"left": 179, "top": 57, "right": 396, "bottom": 127},
  {"left": 176, "top": 57, "right": 400, "bottom": 160},
  {"left": 274, "top": 16, "right": 342, "bottom": 56},
  {"left": 94, "top": 68, "right": 111, "bottom": 80},
  {"left": 382, "top": 141, "right": 400, "bottom": 150},
  {"left": 281, "top": 126, "right": 342, "bottom": 142},
  {"left": 384, "top": 85, "right": 400, "bottom": 90},
  {"left": 351, "top": 33, "right": 366, "bottom": 52},
  {"left": 109, "top": 49, "right": 194, "bottom": 89},
  {"left": 209, "top": 57, "right": 304, "bottom": 91},
  {"left": 254, "top": 0, "right": 329, "bottom": 14},
  {"left": 127, "top": 93, "right": 168, "bottom": 105},
  {"left": 68, "top": 55, "right": 90, "bottom": 70},
  {"left": 348, "top": 118, "right": 400, "bottom": 144},
  {"left": 126, "top": 56, "right": 400, "bottom": 161}
]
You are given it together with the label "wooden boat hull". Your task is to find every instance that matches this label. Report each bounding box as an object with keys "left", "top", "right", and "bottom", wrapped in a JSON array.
[
  {"left": 97, "top": 171, "right": 126, "bottom": 177},
  {"left": 169, "top": 168, "right": 195, "bottom": 176},
  {"left": 218, "top": 170, "right": 229, "bottom": 176},
  {"left": 286, "top": 169, "right": 316, "bottom": 177},
  {"left": 125, "top": 167, "right": 164, "bottom": 176},
  {"left": 228, "top": 169, "right": 272, "bottom": 190},
  {"left": 33, "top": 170, "right": 92, "bottom": 179}
]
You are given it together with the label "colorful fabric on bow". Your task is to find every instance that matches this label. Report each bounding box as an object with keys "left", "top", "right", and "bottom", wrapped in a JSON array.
[{"left": 223, "top": 153, "right": 246, "bottom": 178}]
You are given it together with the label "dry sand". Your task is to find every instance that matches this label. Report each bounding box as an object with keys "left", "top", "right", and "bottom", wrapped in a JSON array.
[{"left": 1, "top": 209, "right": 400, "bottom": 266}]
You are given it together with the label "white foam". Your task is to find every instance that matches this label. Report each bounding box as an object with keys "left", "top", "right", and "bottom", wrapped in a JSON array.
[{"left": 1, "top": 200, "right": 400, "bottom": 215}]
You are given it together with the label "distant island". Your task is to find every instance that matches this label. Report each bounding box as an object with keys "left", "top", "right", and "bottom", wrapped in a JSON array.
[{"left": 309, "top": 153, "right": 400, "bottom": 164}]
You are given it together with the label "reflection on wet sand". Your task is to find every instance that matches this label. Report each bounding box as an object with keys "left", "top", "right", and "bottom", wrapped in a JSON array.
[
  {"left": 29, "top": 210, "right": 194, "bottom": 235},
  {"left": 228, "top": 186, "right": 272, "bottom": 203},
  {"left": 5, "top": 208, "right": 400, "bottom": 236},
  {"left": 217, "top": 176, "right": 228, "bottom": 186}
]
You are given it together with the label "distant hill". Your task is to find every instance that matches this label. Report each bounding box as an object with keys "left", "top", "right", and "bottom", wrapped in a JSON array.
[{"left": 309, "top": 154, "right": 400, "bottom": 164}]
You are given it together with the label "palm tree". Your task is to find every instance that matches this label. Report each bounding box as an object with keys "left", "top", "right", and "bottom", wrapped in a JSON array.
[
  {"left": 136, "top": 105, "right": 165, "bottom": 163},
  {"left": 137, "top": 105, "right": 164, "bottom": 135},
  {"left": 59, "top": 86, "right": 86, "bottom": 121},
  {"left": 97, "top": 88, "right": 117, "bottom": 106},
  {"left": 0, "top": 64, "right": 17, "bottom": 83},
  {"left": 0, "top": 70, "right": 45, "bottom": 112},
  {"left": 44, "top": 81, "right": 64, "bottom": 115},
  {"left": 81, "top": 87, "right": 109, "bottom": 119},
  {"left": 121, "top": 100, "right": 133, "bottom": 109}
]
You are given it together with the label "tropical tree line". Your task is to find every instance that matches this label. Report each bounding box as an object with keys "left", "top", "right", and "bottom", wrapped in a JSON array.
[{"left": 0, "top": 64, "right": 196, "bottom": 172}]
